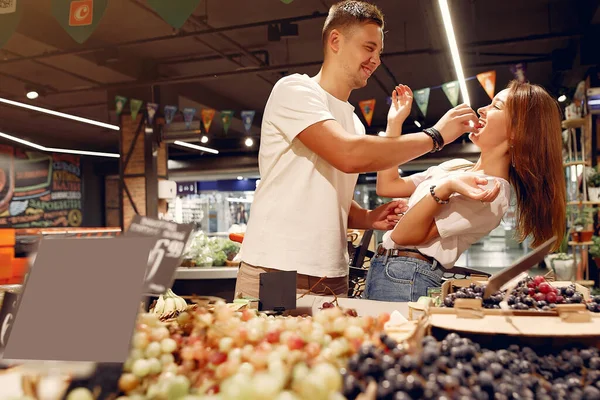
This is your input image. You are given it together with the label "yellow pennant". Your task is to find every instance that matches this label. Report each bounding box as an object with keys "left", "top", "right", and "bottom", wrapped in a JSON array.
[
  {"left": 359, "top": 99, "right": 376, "bottom": 127},
  {"left": 477, "top": 71, "right": 497, "bottom": 100},
  {"left": 201, "top": 108, "right": 216, "bottom": 133}
]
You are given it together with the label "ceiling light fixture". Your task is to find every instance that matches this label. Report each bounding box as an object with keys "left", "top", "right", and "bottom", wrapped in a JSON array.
[
  {"left": 0, "top": 130, "right": 120, "bottom": 158},
  {"left": 438, "top": 0, "right": 470, "bottom": 107},
  {"left": 0, "top": 97, "right": 120, "bottom": 131},
  {"left": 26, "top": 91, "right": 39, "bottom": 100},
  {"left": 174, "top": 140, "right": 219, "bottom": 154},
  {"left": 558, "top": 95, "right": 567, "bottom": 103},
  {"left": 414, "top": 121, "right": 422, "bottom": 128},
  {"left": 245, "top": 138, "right": 254, "bottom": 147},
  {"left": 201, "top": 135, "right": 209, "bottom": 143}
]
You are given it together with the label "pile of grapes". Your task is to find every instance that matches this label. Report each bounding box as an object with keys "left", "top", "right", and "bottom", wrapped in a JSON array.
[
  {"left": 586, "top": 295, "right": 600, "bottom": 313},
  {"left": 343, "top": 333, "right": 600, "bottom": 400},
  {"left": 105, "top": 302, "right": 391, "bottom": 399},
  {"left": 442, "top": 276, "right": 597, "bottom": 312}
]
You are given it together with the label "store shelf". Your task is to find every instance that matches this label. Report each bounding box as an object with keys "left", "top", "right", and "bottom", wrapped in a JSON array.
[
  {"left": 563, "top": 160, "right": 591, "bottom": 167},
  {"left": 562, "top": 118, "right": 586, "bottom": 129},
  {"left": 569, "top": 241, "right": 593, "bottom": 246},
  {"left": 175, "top": 267, "right": 238, "bottom": 280}
]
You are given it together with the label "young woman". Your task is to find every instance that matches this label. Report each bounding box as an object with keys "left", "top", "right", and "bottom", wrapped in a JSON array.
[{"left": 365, "top": 81, "right": 566, "bottom": 302}]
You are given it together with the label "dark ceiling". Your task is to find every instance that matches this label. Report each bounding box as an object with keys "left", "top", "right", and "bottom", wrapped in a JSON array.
[{"left": 0, "top": 0, "right": 599, "bottom": 170}]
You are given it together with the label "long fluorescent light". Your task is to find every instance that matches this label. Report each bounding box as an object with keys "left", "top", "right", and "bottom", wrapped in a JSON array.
[
  {"left": 0, "top": 97, "right": 120, "bottom": 131},
  {"left": 438, "top": 0, "right": 470, "bottom": 106},
  {"left": 174, "top": 140, "right": 219, "bottom": 155},
  {"left": 0, "top": 130, "right": 120, "bottom": 158}
]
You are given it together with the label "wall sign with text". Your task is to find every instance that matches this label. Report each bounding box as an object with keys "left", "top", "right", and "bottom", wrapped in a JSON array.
[{"left": 0, "top": 146, "right": 82, "bottom": 228}]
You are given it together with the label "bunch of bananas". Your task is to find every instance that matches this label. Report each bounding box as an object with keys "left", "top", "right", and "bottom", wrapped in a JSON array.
[{"left": 151, "top": 289, "right": 188, "bottom": 319}]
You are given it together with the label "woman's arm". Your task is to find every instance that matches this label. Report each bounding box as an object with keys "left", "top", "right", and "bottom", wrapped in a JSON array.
[
  {"left": 390, "top": 176, "right": 501, "bottom": 246},
  {"left": 376, "top": 169, "right": 418, "bottom": 198}
]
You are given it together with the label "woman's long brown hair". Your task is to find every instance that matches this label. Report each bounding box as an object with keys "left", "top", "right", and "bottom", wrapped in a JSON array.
[{"left": 506, "top": 80, "right": 566, "bottom": 251}]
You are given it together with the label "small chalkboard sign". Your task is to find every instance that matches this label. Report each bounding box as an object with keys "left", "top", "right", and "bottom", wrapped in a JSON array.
[
  {"left": 258, "top": 271, "right": 297, "bottom": 312},
  {"left": 125, "top": 216, "right": 194, "bottom": 296}
]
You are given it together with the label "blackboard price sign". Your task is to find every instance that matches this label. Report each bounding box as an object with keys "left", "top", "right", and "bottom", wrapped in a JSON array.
[{"left": 126, "top": 216, "right": 194, "bottom": 296}]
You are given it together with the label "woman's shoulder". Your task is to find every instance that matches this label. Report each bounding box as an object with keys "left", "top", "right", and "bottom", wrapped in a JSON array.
[{"left": 438, "top": 158, "right": 474, "bottom": 170}]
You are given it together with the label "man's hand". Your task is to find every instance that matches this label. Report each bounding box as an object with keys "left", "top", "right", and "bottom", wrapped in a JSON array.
[
  {"left": 367, "top": 199, "right": 409, "bottom": 231},
  {"left": 433, "top": 104, "right": 481, "bottom": 146},
  {"left": 386, "top": 85, "right": 413, "bottom": 136}
]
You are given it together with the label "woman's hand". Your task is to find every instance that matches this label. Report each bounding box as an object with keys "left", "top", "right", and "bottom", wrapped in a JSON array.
[
  {"left": 436, "top": 175, "right": 501, "bottom": 203},
  {"left": 386, "top": 85, "right": 413, "bottom": 136}
]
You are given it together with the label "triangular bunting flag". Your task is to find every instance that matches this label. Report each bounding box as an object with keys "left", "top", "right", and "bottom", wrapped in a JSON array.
[
  {"left": 201, "top": 109, "right": 216, "bottom": 133},
  {"left": 441, "top": 81, "right": 460, "bottom": 107},
  {"left": 0, "top": 0, "right": 23, "bottom": 49},
  {"left": 164, "top": 105, "right": 178, "bottom": 125},
  {"left": 509, "top": 63, "right": 527, "bottom": 83},
  {"left": 130, "top": 99, "right": 143, "bottom": 121},
  {"left": 147, "top": 0, "right": 201, "bottom": 29},
  {"left": 241, "top": 110, "right": 255, "bottom": 133},
  {"left": 359, "top": 99, "right": 376, "bottom": 127},
  {"left": 146, "top": 103, "right": 158, "bottom": 125},
  {"left": 115, "top": 96, "right": 128, "bottom": 116},
  {"left": 414, "top": 88, "right": 431, "bottom": 117},
  {"left": 477, "top": 71, "right": 496, "bottom": 100},
  {"left": 51, "top": 0, "right": 108, "bottom": 44},
  {"left": 220, "top": 110, "right": 234, "bottom": 135},
  {"left": 183, "top": 108, "right": 196, "bottom": 130}
]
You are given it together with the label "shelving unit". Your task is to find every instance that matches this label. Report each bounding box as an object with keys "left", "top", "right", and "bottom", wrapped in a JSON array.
[{"left": 563, "top": 114, "right": 595, "bottom": 283}]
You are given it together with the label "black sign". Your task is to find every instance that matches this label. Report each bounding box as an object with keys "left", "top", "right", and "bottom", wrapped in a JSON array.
[
  {"left": 125, "top": 216, "right": 194, "bottom": 296},
  {"left": 0, "top": 292, "right": 19, "bottom": 358},
  {"left": 259, "top": 271, "right": 297, "bottom": 312}
]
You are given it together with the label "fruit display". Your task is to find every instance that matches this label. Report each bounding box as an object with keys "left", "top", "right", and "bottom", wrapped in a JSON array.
[
  {"left": 343, "top": 332, "right": 600, "bottom": 400},
  {"left": 586, "top": 295, "right": 600, "bottom": 313},
  {"left": 112, "top": 301, "right": 392, "bottom": 399},
  {"left": 442, "top": 276, "right": 594, "bottom": 311}
]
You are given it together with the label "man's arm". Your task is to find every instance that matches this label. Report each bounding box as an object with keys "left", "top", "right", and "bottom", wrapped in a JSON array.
[
  {"left": 296, "top": 104, "right": 478, "bottom": 174},
  {"left": 347, "top": 201, "right": 371, "bottom": 230}
]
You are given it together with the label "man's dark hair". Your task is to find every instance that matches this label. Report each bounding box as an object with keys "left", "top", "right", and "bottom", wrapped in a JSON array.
[{"left": 322, "top": 1, "right": 384, "bottom": 48}]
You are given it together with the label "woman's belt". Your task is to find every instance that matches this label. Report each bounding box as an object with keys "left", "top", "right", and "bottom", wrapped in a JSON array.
[
  {"left": 375, "top": 245, "right": 491, "bottom": 277},
  {"left": 376, "top": 245, "right": 434, "bottom": 264}
]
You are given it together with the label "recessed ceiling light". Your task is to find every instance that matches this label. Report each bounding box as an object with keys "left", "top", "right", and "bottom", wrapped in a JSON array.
[
  {"left": 414, "top": 121, "right": 422, "bottom": 128},
  {"left": 245, "top": 138, "right": 254, "bottom": 147},
  {"left": 26, "top": 91, "right": 39, "bottom": 100},
  {"left": 558, "top": 95, "right": 567, "bottom": 103},
  {"left": 201, "top": 135, "right": 209, "bottom": 143}
]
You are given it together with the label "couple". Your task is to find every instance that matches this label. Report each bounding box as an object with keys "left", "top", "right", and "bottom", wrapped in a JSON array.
[{"left": 234, "top": 0, "right": 566, "bottom": 302}]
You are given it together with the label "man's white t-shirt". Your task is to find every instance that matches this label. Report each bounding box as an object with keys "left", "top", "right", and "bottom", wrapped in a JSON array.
[
  {"left": 238, "top": 74, "right": 366, "bottom": 278},
  {"left": 382, "top": 159, "right": 511, "bottom": 269}
]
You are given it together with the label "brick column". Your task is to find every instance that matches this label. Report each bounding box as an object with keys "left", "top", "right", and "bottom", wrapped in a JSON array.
[{"left": 119, "top": 114, "right": 168, "bottom": 230}]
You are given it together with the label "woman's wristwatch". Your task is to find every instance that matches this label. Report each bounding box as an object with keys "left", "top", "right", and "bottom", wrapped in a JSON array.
[{"left": 430, "top": 185, "right": 449, "bottom": 204}]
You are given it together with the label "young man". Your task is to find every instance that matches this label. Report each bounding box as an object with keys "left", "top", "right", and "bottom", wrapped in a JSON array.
[{"left": 235, "top": 0, "right": 479, "bottom": 298}]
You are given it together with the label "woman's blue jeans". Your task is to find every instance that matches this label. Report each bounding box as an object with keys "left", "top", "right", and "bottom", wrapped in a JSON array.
[{"left": 364, "top": 253, "right": 444, "bottom": 302}]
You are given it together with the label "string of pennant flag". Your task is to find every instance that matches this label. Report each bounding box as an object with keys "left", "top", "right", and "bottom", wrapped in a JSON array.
[
  {"left": 0, "top": 0, "right": 295, "bottom": 48},
  {"left": 114, "top": 96, "right": 257, "bottom": 135},
  {"left": 358, "top": 64, "right": 527, "bottom": 127}
]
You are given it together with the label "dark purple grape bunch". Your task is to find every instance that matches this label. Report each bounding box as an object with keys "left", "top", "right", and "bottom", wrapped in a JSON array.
[{"left": 587, "top": 295, "right": 600, "bottom": 313}]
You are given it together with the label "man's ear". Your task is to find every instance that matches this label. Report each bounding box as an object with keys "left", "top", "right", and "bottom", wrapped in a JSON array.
[{"left": 328, "top": 29, "right": 342, "bottom": 54}]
